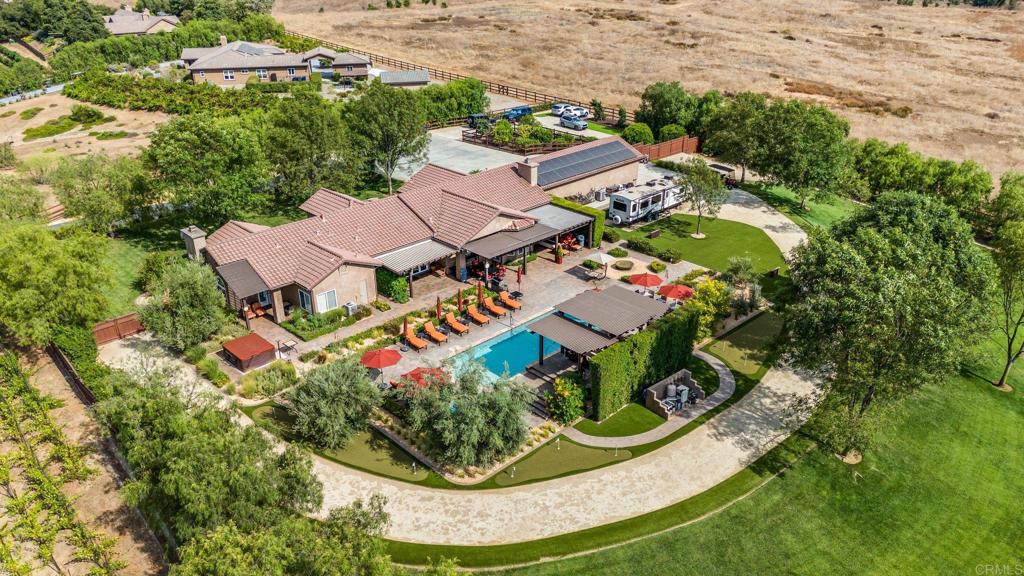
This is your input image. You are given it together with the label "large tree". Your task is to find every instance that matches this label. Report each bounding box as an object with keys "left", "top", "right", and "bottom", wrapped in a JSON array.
[
  {"left": 345, "top": 81, "right": 428, "bottom": 194},
  {"left": 783, "top": 192, "right": 993, "bottom": 455},
  {"left": 51, "top": 154, "right": 151, "bottom": 234},
  {"left": 286, "top": 355, "right": 382, "bottom": 450},
  {"left": 989, "top": 171, "right": 1024, "bottom": 233},
  {"left": 703, "top": 92, "right": 767, "bottom": 183},
  {"left": 0, "top": 223, "right": 109, "bottom": 346},
  {"left": 751, "top": 99, "right": 853, "bottom": 209},
  {"left": 992, "top": 221, "right": 1024, "bottom": 390},
  {"left": 0, "top": 175, "right": 45, "bottom": 222},
  {"left": 675, "top": 158, "right": 729, "bottom": 237},
  {"left": 144, "top": 112, "right": 270, "bottom": 222},
  {"left": 404, "top": 361, "right": 531, "bottom": 468},
  {"left": 634, "top": 81, "right": 696, "bottom": 140},
  {"left": 140, "top": 258, "right": 226, "bottom": 351},
  {"left": 267, "top": 93, "right": 358, "bottom": 203}
]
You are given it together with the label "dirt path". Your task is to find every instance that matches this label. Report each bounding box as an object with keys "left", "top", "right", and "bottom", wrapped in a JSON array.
[{"left": 30, "top": 354, "right": 166, "bottom": 576}]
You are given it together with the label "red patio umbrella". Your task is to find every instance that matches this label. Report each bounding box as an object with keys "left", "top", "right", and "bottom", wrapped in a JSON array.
[
  {"left": 360, "top": 348, "right": 401, "bottom": 370},
  {"left": 456, "top": 288, "right": 464, "bottom": 312},
  {"left": 399, "top": 367, "right": 447, "bottom": 389},
  {"left": 477, "top": 280, "right": 484, "bottom": 303},
  {"left": 436, "top": 296, "right": 443, "bottom": 320},
  {"left": 630, "top": 273, "right": 664, "bottom": 288},
  {"left": 658, "top": 284, "right": 695, "bottom": 300}
]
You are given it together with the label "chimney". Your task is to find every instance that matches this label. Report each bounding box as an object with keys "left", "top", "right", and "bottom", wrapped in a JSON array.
[
  {"left": 142, "top": 7, "right": 150, "bottom": 18},
  {"left": 219, "top": 34, "right": 227, "bottom": 47},
  {"left": 517, "top": 157, "right": 538, "bottom": 187},
  {"left": 122, "top": 3, "right": 131, "bottom": 11},
  {"left": 180, "top": 226, "right": 207, "bottom": 261}
]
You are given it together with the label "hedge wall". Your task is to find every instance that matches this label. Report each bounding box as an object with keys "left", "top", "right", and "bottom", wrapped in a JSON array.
[
  {"left": 64, "top": 72, "right": 279, "bottom": 115},
  {"left": 51, "top": 324, "right": 116, "bottom": 401},
  {"left": 589, "top": 306, "right": 699, "bottom": 421},
  {"left": 550, "top": 196, "right": 605, "bottom": 248}
]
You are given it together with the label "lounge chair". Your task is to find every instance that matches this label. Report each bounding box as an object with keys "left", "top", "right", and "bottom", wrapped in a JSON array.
[
  {"left": 404, "top": 326, "right": 428, "bottom": 352},
  {"left": 498, "top": 291, "right": 522, "bottom": 310},
  {"left": 466, "top": 304, "right": 490, "bottom": 325},
  {"left": 483, "top": 297, "right": 509, "bottom": 317},
  {"left": 445, "top": 312, "right": 469, "bottom": 335},
  {"left": 423, "top": 322, "right": 448, "bottom": 345}
]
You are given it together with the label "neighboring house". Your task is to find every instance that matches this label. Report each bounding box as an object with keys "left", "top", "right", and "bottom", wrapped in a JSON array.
[
  {"left": 184, "top": 143, "right": 620, "bottom": 324},
  {"left": 530, "top": 137, "right": 644, "bottom": 199},
  {"left": 181, "top": 38, "right": 310, "bottom": 86},
  {"left": 379, "top": 69, "right": 430, "bottom": 87},
  {"left": 103, "top": 6, "right": 179, "bottom": 36},
  {"left": 300, "top": 47, "right": 372, "bottom": 81}
]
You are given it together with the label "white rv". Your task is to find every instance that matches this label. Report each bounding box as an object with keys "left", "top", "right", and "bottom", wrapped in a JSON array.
[{"left": 606, "top": 178, "right": 682, "bottom": 226}]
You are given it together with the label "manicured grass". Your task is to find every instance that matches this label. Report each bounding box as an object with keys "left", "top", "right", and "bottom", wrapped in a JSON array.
[
  {"left": 703, "top": 312, "right": 783, "bottom": 377},
  {"left": 620, "top": 214, "right": 786, "bottom": 275},
  {"left": 587, "top": 122, "right": 624, "bottom": 136},
  {"left": 573, "top": 402, "right": 665, "bottom": 438},
  {"left": 741, "top": 182, "right": 859, "bottom": 233},
  {"left": 99, "top": 237, "right": 148, "bottom": 318},
  {"left": 492, "top": 437, "right": 630, "bottom": 487}
]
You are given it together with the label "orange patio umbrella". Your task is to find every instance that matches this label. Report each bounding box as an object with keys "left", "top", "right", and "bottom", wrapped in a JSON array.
[
  {"left": 629, "top": 273, "right": 664, "bottom": 288},
  {"left": 399, "top": 366, "right": 447, "bottom": 390},
  {"left": 658, "top": 284, "right": 695, "bottom": 300},
  {"left": 360, "top": 348, "right": 401, "bottom": 369}
]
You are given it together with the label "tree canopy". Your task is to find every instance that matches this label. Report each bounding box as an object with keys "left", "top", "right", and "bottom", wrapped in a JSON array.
[
  {"left": 286, "top": 355, "right": 383, "bottom": 450},
  {"left": 345, "top": 81, "right": 429, "bottom": 194},
  {"left": 0, "top": 175, "right": 44, "bottom": 222},
  {"left": 51, "top": 154, "right": 152, "bottom": 234},
  {"left": 675, "top": 158, "right": 729, "bottom": 237},
  {"left": 140, "top": 257, "right": 226, "bottom": 351},
  {"left": 635, "top": 81, "right": 696, "bottom": 140},
  {"left": 783, "top": 192, "right": 994, "bottom": 454}
]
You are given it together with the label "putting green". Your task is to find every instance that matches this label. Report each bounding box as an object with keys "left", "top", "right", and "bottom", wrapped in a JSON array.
[
  {"left": 573, "top": 403, "right": 665, "bottom": 438},
  {"left": 493, "top": 437, "right": 631, "bottom": 487},
  {"left": 703, "top": 312, "right": 783, "bottom": 377}
]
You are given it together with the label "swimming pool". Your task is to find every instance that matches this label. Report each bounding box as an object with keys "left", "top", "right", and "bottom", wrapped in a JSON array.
[{"left": 453, "top": 313, "right": 561, "bottom": 380}]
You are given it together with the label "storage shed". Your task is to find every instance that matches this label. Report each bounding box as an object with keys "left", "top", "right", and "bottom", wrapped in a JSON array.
[{"left": 221, "top": 333, "right": 276, "bottom": 372}]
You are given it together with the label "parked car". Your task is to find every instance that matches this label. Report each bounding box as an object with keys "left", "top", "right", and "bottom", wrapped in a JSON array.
[
  {"left": 467, "top": 113, "right": 495, "bottom": 128},
  {"left": 566, "top": 106, "right": 589, "bottom": 119},
  {"left": 551, "top": 103, "right": 572, "bottom": 116},
  {"left": 502, "top": 105, "right": 534, "bottom": 122},
  {"left": 560, "top": 115, "right": 588, "bottom": 131}
]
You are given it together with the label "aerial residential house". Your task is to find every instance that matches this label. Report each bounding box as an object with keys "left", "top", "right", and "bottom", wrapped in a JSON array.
[
  {"left": 103, "top": 6, "right": 179, "bottom": 36},
  {"left": 379, "top": 69, "right": 430, "bottom": 88},
  {"left": 183, "top": 142, "right": 625, "bottom": 323},
  {"left": 181, "top": 38, "right": 310, "bottom": 86},
  {"left": 300, "top": 47, "right": 372, "bottom": 81},
  {"left": 529, "top": 137, "right": 644, "bottom": 199}
]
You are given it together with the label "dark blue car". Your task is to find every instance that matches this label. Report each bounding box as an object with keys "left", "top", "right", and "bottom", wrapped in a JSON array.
[{"left": 502, "top": 105, "right": 533, "bottom": 122}]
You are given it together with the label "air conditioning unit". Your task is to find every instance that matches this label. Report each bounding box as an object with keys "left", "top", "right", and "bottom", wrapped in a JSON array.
[{"left": 594, "top": 188, "right": 607, "bottom": 201}]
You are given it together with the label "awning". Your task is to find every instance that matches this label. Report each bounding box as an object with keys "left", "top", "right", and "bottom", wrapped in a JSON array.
[
  {"left": 376, "top": 240, "right": 456, "bottom": 274},
  {"left": 528, "top": 314, "right": 617, "bottom": 355},
  {"left": 554, "top": 285, "right": 670, "bottom": 336},
  {"left": 463, "top": 223, "right": 558, "bottom": 259},
  {"left": 526, "top": 204, "right": 593, "bottom": 232},
  {"left": 216, "top": 259, "right": 268, "bottom": 299}
]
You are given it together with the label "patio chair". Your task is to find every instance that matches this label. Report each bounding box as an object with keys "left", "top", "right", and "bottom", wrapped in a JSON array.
[
  {"left": 445, "top": 312, "right": 469, "bottom": 335},
  {"left": 403, "top": 326, "right": 428, "bottom": 352},
  {"left": 466, "top": 304, "right": 490, "bottom": 325},
  {"left": 483, "top": 297, "right": 509, "bottom": 317},
  {"left": 423, "top": 322, "right": 448, "bottom": 345},
  {"left": 498, "top": 291, "right": 522, "bottom": 311}
]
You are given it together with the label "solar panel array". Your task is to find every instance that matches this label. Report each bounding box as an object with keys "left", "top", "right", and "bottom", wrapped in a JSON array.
[
  {"left": 537, "top": 140, "right": 636, "bottom": 186},
  {"left": 236, "top": 43, "right": 265, "bottom": 55}
]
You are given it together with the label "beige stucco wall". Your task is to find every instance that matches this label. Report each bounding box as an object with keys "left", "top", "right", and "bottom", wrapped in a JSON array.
[
  {"left": 307, "top": 264, "right": 377, "bottom": 313},
  {"left": 192, "top": 64, "right": 311, "bottom": 86},
  {"left": 333, "top": 63, "right": 370, "bottom": 78},
  {"left": 547, "top": 162, "right": 639, "bottom": 199}
]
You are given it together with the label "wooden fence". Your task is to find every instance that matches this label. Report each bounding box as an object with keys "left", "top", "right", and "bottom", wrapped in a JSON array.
[
  {"left": 92, "top": 312, "right": 143, "bottom": 345},
  {"left": 633, "top": 136, "right": 701, "bottom": 161},
  {"left": 461, "top": 128, "right": 589, "bottom": 156},
  {"left": 285, "top": 30, "right": 637, "bottom": 124}
]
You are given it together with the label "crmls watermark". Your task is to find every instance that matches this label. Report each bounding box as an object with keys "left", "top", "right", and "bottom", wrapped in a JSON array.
[{"left": 976, "top": 564, "right": 1024, "bottom": 575}]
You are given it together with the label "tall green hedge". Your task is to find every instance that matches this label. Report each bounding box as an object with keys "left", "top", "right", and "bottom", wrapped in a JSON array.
[
  {"left": 51, "top": 324, "right": 116, "bottom": 401},
  {"left": 64, "top": 72, "right": 279, "bottom": 115},
  {"left": 550, "top": 196, "right": 605, "bottom": 248},
  {"left": 589, "top": 306, "right": 699, "bottom": 420},
  {"left": 375, "top": 268, "right": 409, "bottom": 303}
]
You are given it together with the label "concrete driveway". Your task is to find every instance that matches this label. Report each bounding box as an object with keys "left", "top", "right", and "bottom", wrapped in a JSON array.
[
  {"left": 534, "top": 113, "right": 613, "bottom": 140},
  {"left": 395, "top": 127, "right": 522, "bottom": 180}
]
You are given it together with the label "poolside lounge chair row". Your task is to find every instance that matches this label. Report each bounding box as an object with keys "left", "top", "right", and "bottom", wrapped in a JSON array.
[{"left": 403, "top": 292, "right": 524, "bottom": 352}]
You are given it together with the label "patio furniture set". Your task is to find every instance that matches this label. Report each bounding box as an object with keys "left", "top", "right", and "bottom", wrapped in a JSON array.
[{"left": 403, "top": 284, "right": 524, "bottom": 353}]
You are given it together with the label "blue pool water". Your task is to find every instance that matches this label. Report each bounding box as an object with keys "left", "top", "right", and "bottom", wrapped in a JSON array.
[{"left": 453, "top": 314, "right": 561, "bottom": 380}]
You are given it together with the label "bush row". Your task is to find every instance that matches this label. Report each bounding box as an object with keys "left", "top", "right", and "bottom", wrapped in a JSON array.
[
  {"left": 625, "top": 237, "right": 682, "bottom": 263},
  {"left": 279, "top": 305, "right": 372, "bottom": 341},
  {"left": 51, "top": 325, "right": 115, "bottom": 401},
  {"left": 589, "top": 306, "right": 700, "bottom": 420},
  {"left": 63, "top": 71, "right": 280, "bottom": 115}
]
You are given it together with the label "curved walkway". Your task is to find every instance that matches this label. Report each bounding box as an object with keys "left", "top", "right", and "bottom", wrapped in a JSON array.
[{"left": 561, "top": 349, "right": 737, "bottom": 448}]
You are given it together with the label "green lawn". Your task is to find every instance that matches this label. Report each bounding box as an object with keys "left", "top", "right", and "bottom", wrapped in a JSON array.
[
  {"left": 492, "top": 438, "right": 631, "bottom": 487},
  {"left": 703, "top": 312, "right": 783, "bottom": 377},
  {"left": 587, "top": 122, "right": 624, "bottom": 136},
  {"left": 619, "top": 214, "right": 786, "bottom": 275},
  {"left": 573, "top": 403, "right": 664, "bottom": 438},
  {"left": 741, "top": 182, "right": 860, "bottom": 233},
  {"left": 99, "top": 237, "right": 148, "bottom": 318}
]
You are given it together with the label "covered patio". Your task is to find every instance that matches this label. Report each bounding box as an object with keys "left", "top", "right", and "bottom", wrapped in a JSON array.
[{"left": 375, "top": 240, "right": 458, "bottom": 299}]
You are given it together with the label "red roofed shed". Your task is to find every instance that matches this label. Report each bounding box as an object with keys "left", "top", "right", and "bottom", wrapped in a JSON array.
[{"left": 222, "top": 333, "right": 276, "bottom": 371}]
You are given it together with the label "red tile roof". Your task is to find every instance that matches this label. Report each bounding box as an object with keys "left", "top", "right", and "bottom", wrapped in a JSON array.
[
  {"left": 299, "top": 188, "right": 366, "bottom": 217},
  {"left": 207, "top": 220, "right": 269, "bottom": 244},
  {"left": 399, "top": 163, "right": 464, "bottom": 193}
]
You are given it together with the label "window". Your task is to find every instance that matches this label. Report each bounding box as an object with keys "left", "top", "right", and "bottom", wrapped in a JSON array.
[
  {"left": 346, "top": 65, "right": 353, "bottom": 72},
  {"left": 298, "top": 289, "right": 312, "bottom": 312},
  {"left": 611, "top": 199, "right": 628, "bottom": 213},
  {"left": 241, "top": 68, "right": 249, "bottom": 74},
  {"left": 256, "top": 68, "right": 267, "bottom": 80},
  {"left": 287, "top": 67, "right": 295, "bottom": 75},
  {"left": 258, "top": 291, "right": 271, "bottom": 306},
  {"left": 223, "top": 70, "right": 235, "bottom": 80},
  {"left": 216, "top": 275, "right": 225, "bottom": 293},
  {"left": 316, "top": 289, "right": 337, "bottom": 312},
  {"left": 411, "top": 263, "right": 429, "bottom": 277},
  {"left": 199, "top": 71, "right": 206, "bottom": 78}
]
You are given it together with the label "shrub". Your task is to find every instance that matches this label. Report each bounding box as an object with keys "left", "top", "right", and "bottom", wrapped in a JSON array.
[
  {"left": 626, "top": 238, "right": 655, "bottom": 254},
  {"left": 581, "top": 259, "right": 600, "bottom": 271},
  {"left": 590, "top": 306, "right": 700, "bottom": 420},
  {"left": 550, "top": 196, "right": 605, "bottom": 248},
  {"left": 0, "top": 142, "right": 13, "bottom": 169},
  {"left": 184, "top": 344, "right": 207, "bottom": 364},
  {"left": 658, "top": 123, "right": 686, "bottom": 142},
  {"left": 613, "top": 260, "right": 634, "bottom": 271},
  {"left": 622, "top": 122, "right": 655, "bottom": 145},
  {"left": 286, "top": 355, "right": 382, "bottom": 449},
  {"left": 602, "top": 228, "right": 621, "bottom": 243},
  {"left": 23, "top": 117, "right": 78, "bottom": 141},
  {"left": 674, "top": 269, "right": 708, "bottom": 287},
  {"left": 139, "top": 250, "right": 180, "bottom": 292},
  {"left": 371, "top": 300, "right": 391, "bottom": 312},
  {"left": 68, "top": 104, "right": 104, "bottom": 125},
  {"left": 299, "top": 349, "right": 321, "bottom": 363},
  {"left": 376, "top": 268, "right": 410, "bottom": 303},
  {"left": 196, "top": 357, "right": 229, "bottom": 387},
  {"left": 238, "top": 360, "right": 298, "bottom": 399},
  {"left": 64, "top": 72, "right": 279, "bottom": 116},
  {"left": 608, "top": 247, "right": 628, "bottom": 258},
  {"left": 545, "top": 373, "right": 584, "bottom": 424},
  {"left": 417, "top": 77, "right": 489, "bottom": 123},
  {"left": 657, "top": 248, "right": 683, "bottom": 263},
  {"left": 19, "top": 107, "right": 42, "bottom": 120},
  {"left": 648, "top": 260, "right": 667, "bottom": 273}
]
